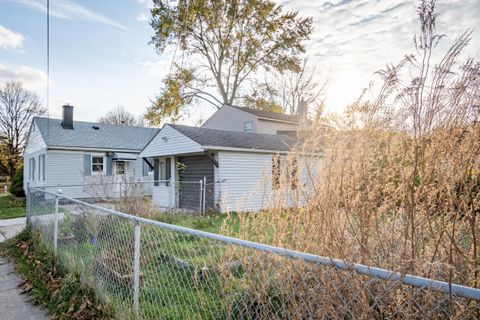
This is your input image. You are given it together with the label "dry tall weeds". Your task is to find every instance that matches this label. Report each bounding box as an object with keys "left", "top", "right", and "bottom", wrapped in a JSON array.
[{"left": 223, "top": 1, "right": 480, "bottom": 318}]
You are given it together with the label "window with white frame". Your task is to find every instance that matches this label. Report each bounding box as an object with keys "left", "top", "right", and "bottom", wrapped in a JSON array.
[
  {"left": 92, "top": 156, "right": 104, "bottom": 174},
  {"left": 29, "top": 157, "right": 36, "bottom": 181},
  {"left": 244, "top": 121, "right": 253, "bottom": 133},
  {"left": 38, "top": 154, "right": 46, "bottom": 181},
  {"left": 115, "top": 161, "right": 125, "bottom": 175}
]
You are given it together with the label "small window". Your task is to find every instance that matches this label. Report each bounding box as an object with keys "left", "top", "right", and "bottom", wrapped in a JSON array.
[
  {"left": 92, "top": 156, "right": 104, "bottom": 173},
  {"left": 29, "top": 157, "right": 36, "bottom": 181},
  {"left": 115, "top": 161, "right": 125, "bottom": 175},
  {"left": 38, "top": 154, "right": 46, "bottom": 181},
  {"left": 160, "top": 160, "right": 166, "bottom": 180},
  {"left": 244, "top": 121, "right": 253, "bottom": 133}
]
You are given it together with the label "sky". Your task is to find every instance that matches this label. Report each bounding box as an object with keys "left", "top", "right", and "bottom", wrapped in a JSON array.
[{"left": 0, "top": 0, "right": 479, "bottom": 124}]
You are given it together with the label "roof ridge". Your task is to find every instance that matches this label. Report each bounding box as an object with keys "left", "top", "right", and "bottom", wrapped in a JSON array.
[
  {"left": 228, "top": 105, "right": 299, "bottom": 123},
  {"left": 35, "top": 116, "right": 159, "bottom": 130}
]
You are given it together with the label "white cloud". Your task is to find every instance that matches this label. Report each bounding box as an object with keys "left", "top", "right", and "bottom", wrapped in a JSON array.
[
  {"left": 6, "top": 0, "right": 130, "bottom": 31},
  {"left": 0, "top": 25, "right": 23, "bottom": 50},
  {"left": 136, "top": 13, "right": 149, "bottom": 23},
  {"left": 280, "top": 0, "right": 480, "bottom": 112},
  {"left": 0, "top": 64, "right": 48, "bottom": 90}
]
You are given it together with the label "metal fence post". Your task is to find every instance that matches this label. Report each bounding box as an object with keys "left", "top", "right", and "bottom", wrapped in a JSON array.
[
  {"left": 133, "top": 220, "right": 141, "bottom": 315},
  {"left": 198, "top": 179, "right": 203, "bottom": 213},
  {"left": 26, "top": 182, "right": 31, "bottom": 227},
  {"left": 202, "top": 177, "right": 206, "bottom": 214},
  {"left": 53, "top": 193, "right": 59, "bottom": 253}
]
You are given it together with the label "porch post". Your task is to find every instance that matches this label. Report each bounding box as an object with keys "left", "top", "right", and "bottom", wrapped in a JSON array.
[
  {"left": 170, "top": 156, "right": 176, "bottom": 208},
  {"left": 202, "top": 176, "right": 206, "bottom": 214}
]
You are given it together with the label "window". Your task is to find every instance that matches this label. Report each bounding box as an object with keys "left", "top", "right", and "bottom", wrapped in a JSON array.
[
  {"left": 244, "top": 121, "right": 253, "bottom": 133},
  {"left": 92, "top": 156, "right": 104, "bottom": 174},
  {"left": 153, "top": 157, "right": 172, "bottom": 186},
  {"left": 115, "top": 161, "right": 125, "bottom": 175},
  {"left": 29, "top": 157, "right": 35, "bottom": 181},
  {"left": 38, "top": 154, "right": 46, "bottom": 181}
]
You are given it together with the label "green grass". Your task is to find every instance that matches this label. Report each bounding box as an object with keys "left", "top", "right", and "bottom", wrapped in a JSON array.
[
  {"left": 153, "top": 211, "right": 240, "bottom": 234},
  {"left": 0, "top": 193, "right": 25, "bottom": 219}
]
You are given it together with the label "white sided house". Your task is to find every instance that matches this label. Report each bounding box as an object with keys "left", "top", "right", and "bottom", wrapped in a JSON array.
[
  {"left": 24, "top": 105, "right": 159, "bottom": 198},
  {"left": 141, "top": 124, "right": 316, "bottom": 213}
]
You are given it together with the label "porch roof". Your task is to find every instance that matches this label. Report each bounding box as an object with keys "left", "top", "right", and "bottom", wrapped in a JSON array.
[{"left": 169, "top": 124, "right": 298, "bottom": 152}]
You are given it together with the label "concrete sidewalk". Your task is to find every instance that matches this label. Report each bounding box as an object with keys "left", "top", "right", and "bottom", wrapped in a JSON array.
[
  {"left": 0, "top": 217, "right": 49, "bottom": 319},
  {"left": 0, "top": 217, "right": 26, "bottom": 242}
]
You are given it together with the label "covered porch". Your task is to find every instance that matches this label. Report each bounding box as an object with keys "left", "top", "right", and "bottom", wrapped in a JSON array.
[{"left": 146, "top": 152, "right": 218, "bottom": 213}]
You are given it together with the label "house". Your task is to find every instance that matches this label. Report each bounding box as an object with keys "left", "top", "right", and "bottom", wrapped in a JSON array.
[
  {"left": 24, "top": 105, "right": 159, "bottom": 198},
  {"left": 201, "top": 104, "right": 308, "bottom": 135},
  {"left": 140, "top": 124, "right": 317, "bottom": 213}
]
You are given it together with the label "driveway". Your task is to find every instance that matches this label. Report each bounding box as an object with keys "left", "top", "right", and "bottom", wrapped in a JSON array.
[{"left": 0, "top": 217, "right": 49, "bottom": 319}]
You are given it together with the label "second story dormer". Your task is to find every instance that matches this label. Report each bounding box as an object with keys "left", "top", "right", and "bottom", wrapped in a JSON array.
[{"left": 202, "top": 105, "right": 302, "bottom": 135}]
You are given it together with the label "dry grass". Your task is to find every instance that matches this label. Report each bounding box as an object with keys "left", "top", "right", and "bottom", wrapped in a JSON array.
[{"left": 221, "top": 0, "right": 480, "bottom": 318}]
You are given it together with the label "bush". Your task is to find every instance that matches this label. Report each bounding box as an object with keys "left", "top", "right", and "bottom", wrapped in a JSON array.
[{"left": 9, "top": 164, "right": 25, "bottom": 197}]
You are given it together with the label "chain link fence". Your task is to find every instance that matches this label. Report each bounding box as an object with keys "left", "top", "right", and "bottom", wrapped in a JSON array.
[
  {"left": 28, "top": 187, "right": 480, "bottom": 319},
  {"left": 37, "top": 179, "right": 211, "bottom": 214}
]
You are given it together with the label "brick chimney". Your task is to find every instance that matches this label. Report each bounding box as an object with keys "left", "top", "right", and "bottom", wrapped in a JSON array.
[{"left": 62, "top": 105, "right": 74, "bottom": 129}]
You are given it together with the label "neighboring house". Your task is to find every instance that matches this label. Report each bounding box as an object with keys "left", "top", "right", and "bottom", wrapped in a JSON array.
[
  {"left": 24, "top": 105, "right": 159, "bottom": 198},
  {"left": 202, "top": 105, "right": 307, "bottom": 135},
  {"left": 140, "top": 124, "right": 317, "bottom": 212}
]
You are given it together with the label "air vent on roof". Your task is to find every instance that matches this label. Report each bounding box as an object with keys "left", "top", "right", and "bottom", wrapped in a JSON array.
[{"left": 92, "top": 126, "right": 100, "bottom": 130}]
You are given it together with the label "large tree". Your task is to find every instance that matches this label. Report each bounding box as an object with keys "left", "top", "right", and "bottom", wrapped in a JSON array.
[
  {"left": 245, "top": 59, "right": 327, "bottom": 117},
  {"left": 146, "top": 0, "right": 313, "bottom": 124},
  {"left": 98, "top": 106, "right": 145, "bottom": 127},
  {"left": 0, "top": 82, "right": 45, "bottom": 178}
]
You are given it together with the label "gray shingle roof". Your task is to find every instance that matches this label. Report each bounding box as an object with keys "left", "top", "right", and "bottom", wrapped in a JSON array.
[
  {"left": 35, "top": 117, "right": 159, "bottom": 151},
  {"left": 230, "top": 105, "right": 299, "bottom": 123},
  {"left": 169, "top": 124, "right": 298, "bottom": 152}
]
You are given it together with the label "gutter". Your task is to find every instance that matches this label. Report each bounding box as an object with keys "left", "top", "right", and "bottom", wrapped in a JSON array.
[{"left": 47, "top": 146, "right": 142, "bottom": 153}]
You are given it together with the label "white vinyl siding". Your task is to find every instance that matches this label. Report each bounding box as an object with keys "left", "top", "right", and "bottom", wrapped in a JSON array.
[
  {"left": 141, "top": 125, "right": 204, "bottom": 158},
  {"left": 217, "top": 151, "right": 274, "bottom": 212},
  {"left": 24, "top": 121, "right": 47, "bottom": 154},
  {"left": 217, "top": 151, "right": 316, "bottom": 212}
]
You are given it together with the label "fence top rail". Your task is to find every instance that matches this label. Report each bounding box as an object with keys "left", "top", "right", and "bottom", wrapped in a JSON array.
[{"left": 30, "top": 186, "right": 480, "bottom": 301}]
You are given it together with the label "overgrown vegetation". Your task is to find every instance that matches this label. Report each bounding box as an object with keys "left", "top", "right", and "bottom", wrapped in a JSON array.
[
  {"left": 222, "top": 0, "right": 480, "bottom": 317},
  {"left": 0, "top": 228, "right": 113, "bottom": 319}
]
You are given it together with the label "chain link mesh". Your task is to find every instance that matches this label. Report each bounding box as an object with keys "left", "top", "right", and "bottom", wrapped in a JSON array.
[{"left": 28, "top": 187, "right": 480, "bottom": 319}]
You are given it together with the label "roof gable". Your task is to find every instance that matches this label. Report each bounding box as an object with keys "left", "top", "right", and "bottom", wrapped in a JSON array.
[
  {"left": 141, "top": 124, "right": 204, "bottom": 157},
  {"left": 34, "top": 117, "right": 159, "bottom": 151}
]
